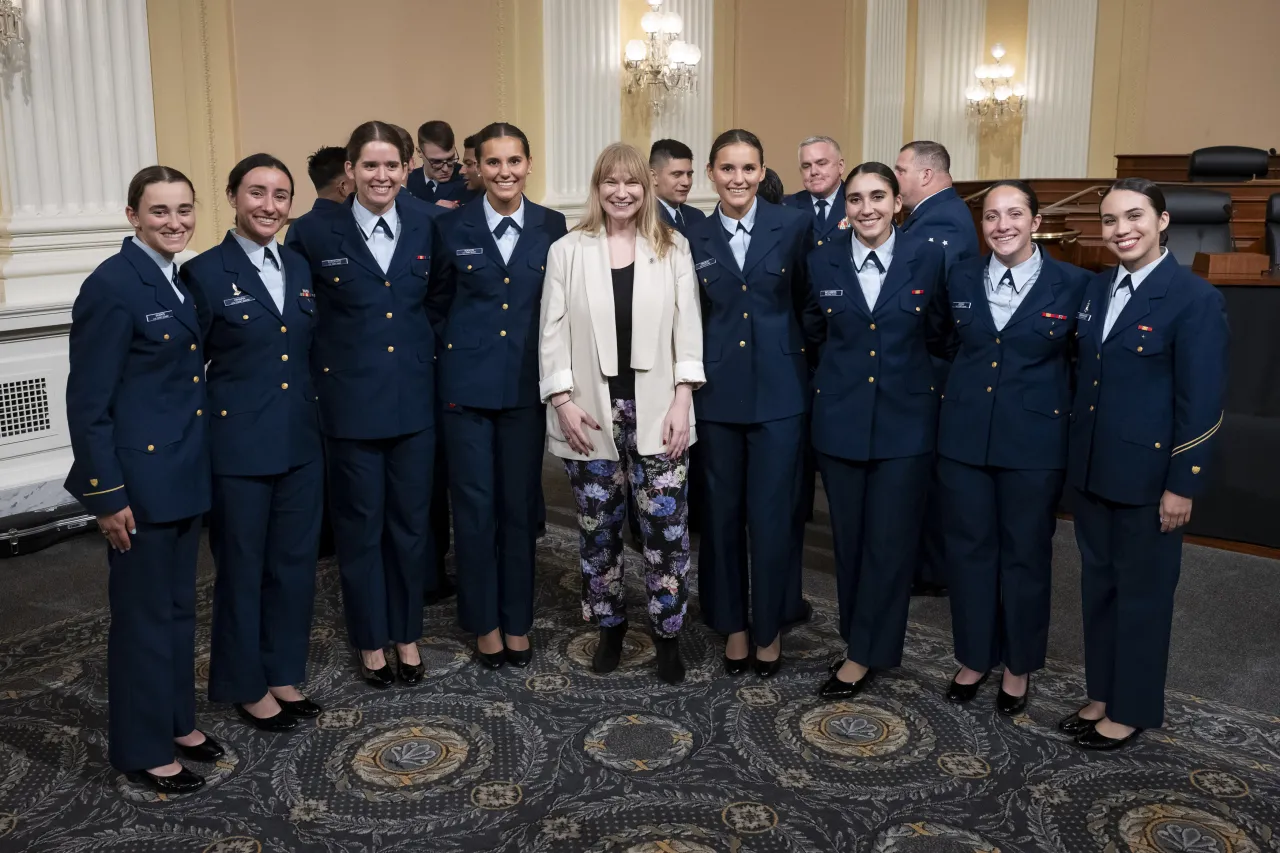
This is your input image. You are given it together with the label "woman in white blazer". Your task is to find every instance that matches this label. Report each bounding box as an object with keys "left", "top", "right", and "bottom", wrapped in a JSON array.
[{"left": 539, "top": 142, "right": 705, "bottom": 684}]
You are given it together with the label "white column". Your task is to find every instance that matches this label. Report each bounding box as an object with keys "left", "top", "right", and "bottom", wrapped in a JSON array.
[
  {"left": 862, "top": 0, "right": 909, "bottom": 165},
  {"left": 542, "top": 0, "right": 622, "bottom": 216},
  {"left": 0, "top": 0, "right": 157, "bottom": 307},
  {"left": 650, "top": 0, "right": 714, "bottom": 204},
  {"left": 912, "top": 0, "right": 984, "bottom": 180},
  {"left": 1019, "top": 0, "right": 1098, "bottom": 178}
]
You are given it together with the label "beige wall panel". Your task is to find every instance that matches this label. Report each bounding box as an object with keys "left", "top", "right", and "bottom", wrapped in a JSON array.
[
  {"left": 1138, "top": 0, "right": 1280, "bottom": 152},
  {"left": 730, "top": 0, "right": 851, "bottom": 186},
  {"left": 229, "top": 0, "right": 503, "bottom": 210}
]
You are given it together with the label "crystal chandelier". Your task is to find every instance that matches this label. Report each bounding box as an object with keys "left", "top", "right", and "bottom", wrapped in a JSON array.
[
  {"left": 0, "top": 0, "right": 22, "bottom": 50},
  {"left": 624, "top": 0, "right": 702, "bottom": 117},
  {"left": 965, "top": 43, "right": 1026, "bottom": 128}
]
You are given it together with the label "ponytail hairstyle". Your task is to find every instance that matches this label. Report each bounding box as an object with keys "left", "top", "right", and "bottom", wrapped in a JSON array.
[
  {"left": 127, "top": 165, "right": 196, "bottom": 211},
  {"left": 345, "top": 121, "right": 412, "bottom": 166},
  {"left": 1101, "top": 177, "right": 1169, "bottom": 245},
  {"left": 708, "top": 128, "right": 764, "bottom": 168}
]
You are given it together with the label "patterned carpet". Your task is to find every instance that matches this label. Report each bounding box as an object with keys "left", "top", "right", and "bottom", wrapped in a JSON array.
[{"left": 1, "top": 525, "right": 1278, "bottom": 853}]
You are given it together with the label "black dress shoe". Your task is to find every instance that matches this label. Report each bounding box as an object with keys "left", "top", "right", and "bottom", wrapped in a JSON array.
[
  {"left": 277, "top": 697, "right": 323, "bottom": 718},
  {"left": 235, "top": 704, "right": 298, "bottom": 733},
  {"left": 911, "top": 581, "right": 949, "bottom": 597},
  {"left": 654, "top": 635, "right": 684, "bottom": 684},
  {"left": 477, "top": 650, "right": 505, "bottom": 670},
  {"left": 399, "top": 660, "right": 425, "bottom": 684},
  {"left": 946, "top": 670, "right": 989, "bottom": 703},
  {"left": 361, "top": 663, "right": 396, "bottom": 688},
  {"left": 593, "top": 623, "right": 628, "bottom": 674},
  {"left": 754, "top": 655, "right": 783, "bottom": 679},
  {"left": 505, "top": 646, "right": 533, "bottom": 668},
  {"left": 125, "top": 766, "right": 206, "bottom": 794},
  {"left": 174, "top": 732, "right": 225, "bottom": 762},
  {"left": 723, "top": 655, "right": 750, "bottom": 676},
  {"left": 818, "top": 668, "right": 874, "bottom": 700},
  {"left": 1076, "top": 725, "right": 1143, "bottom": 750},
  {"left": 1057, "top": 710, "right": 1102, "bottom": 736},
  {"left": 996, "top": 675, "right": 1030, "bottom": 716}
]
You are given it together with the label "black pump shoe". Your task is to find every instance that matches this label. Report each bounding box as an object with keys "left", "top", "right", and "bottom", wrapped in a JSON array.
[
  {"left": 946, "top": 670, "right": 989, "bottom": 703},
  {"left": 1057, "top": 710, "right": 1102, "bottom": 736},
  {"left": 398, "top": 660, "right": 425, "bottom": 684},
  {"left": 505, "top": 646, "right": 533, "bottom": 668},
  {"left": 125, "top": 766, "right": 206, "bottom": 794},
  {"left": 360, "top": 662, "right": 396, "bottom": 688},
  {"left": 477, "top": 649, "right": 505, "bottom": 670},
  {"left": 235, "top": 704, "right": 298, "bottom": 733},
  {"left": 277, "top": 697, "right": 323, "bottom": 718},
  {"left": 593, "top": 623, "right": 627, "bottom": 674},
  {"left": 996, "top": 674, "right": 1030, "bottom": 716},
  {"left": 818, "top": 668, "right": 874, "bottom": 700},
  {"left": 1076, "top": 725, "right": 1143, "bottom": 750},
  {"left": 654, "top": 635, "right": 684, "bottom": 684},
  {"left": 754, "top": 655, "right": 783, "bottom": 679},
  {"left": 175, "top": 732, "right": 225, "bottom": 762}
]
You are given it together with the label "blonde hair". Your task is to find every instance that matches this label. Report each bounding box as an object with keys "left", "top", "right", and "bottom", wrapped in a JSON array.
[{"left": 574, "top": 142, "right": 676, "bottom": 259}]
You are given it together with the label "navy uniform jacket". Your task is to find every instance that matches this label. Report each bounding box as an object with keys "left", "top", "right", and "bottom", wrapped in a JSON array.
[
  {"left": 1068, "top": 255, "right": 1229, "bottom": 505},
  {"left": 287, "top": 196, "right": 439, "bottom": 440},
  {"left": 407, "top": 170, "right": 478, "bottom": 206},
  {"left": 688, "top": 199, "right": 820, "bottom": 424},
  {"left": 784, "top": 189, "right": 845, "bottom": 246},
  {"left": 283, "top": 197, "right": 345, "bottom": 256},
  {"left": 658, "top": 201, "right": 707, "bottom": 237},
  {"left": 939, "top": 251, "right": 1091, "bottom": 470},
  {"left": 898, "top": 186, "right": 980, "bottom": 274},
  {"left": 427, "top": 198, "right": 568, "bottom": 409},
  {"left": 806, "top": 229, "right": 950, "bottom": 461},
  {"left": 181, "top": 234, "right": 322, "bottom": 476},
  {"left": 65, "top": 238, "right": 210, "bottom": 523}
]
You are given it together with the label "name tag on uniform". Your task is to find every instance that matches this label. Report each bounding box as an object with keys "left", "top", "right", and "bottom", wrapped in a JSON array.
[
  {"left": 952, "top": 301, "right": 972, "bottom": 309},
  {"left": 456, "top": 248, "right": 483, "bottom": 256},
  {"left": 223, "top": 295, "right": 256, "bottom": 306},
  {"left": 146, "top": 310, "right": 174, "bottom": 322},
  {"left": 320, "top": 258, "right": 348, "bottom": 267},
  {"left": 1077, "top": 312, "right": 1091, "bottom": 321},
  {"left": 694, "top": 258, "right": 716, "bottom": 271},
  {"left": 819, "top": 289, "right": 843, "bottom": 297}
]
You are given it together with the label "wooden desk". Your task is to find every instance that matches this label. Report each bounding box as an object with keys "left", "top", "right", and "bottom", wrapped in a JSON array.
[{"left": 1116, "top": 153, "right": 1280, "bottom": 182}]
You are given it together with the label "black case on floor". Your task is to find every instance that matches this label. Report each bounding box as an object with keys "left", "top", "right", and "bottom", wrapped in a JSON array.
[{"left": 0, "top": 503, "right": 94, "bottom": 558}]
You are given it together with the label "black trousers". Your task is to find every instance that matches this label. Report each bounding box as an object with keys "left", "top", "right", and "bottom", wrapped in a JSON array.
[
  {"left": 106, "top": 515, "right": 201, "bottom": 772},
  {"left": 1069, "top": 486, "right": 1185, "bottom": 730}
]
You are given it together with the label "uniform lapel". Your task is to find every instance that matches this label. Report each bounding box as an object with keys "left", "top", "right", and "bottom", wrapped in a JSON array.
[
  {"left": 459, "top": 199, "right": 506, "bottom": 272},
  {"left": 507, "top": 198, "right": 545, "bottom": 268},
  {"left": 1003, "top": 250, "right": 1057, "bottom": 330},
  {"left": 959, "top": 261, "right": 998, "bottom": 334},
  {"left": 123, "top": 238, "right": 199, "bottom": 337},
  {"left": 334, "top": 200, "right": 389, "bottom": 279},
  {"left": 826, "top": 231, "right": 871, "bottom": 316},
  {"left": 385, "top": 197, "right": 424, "bottom": 279},
  {"left": 1105, "top": 254, "right": 1173, "bottom": 344},
  {"left": 818, "top": 192, "right": 843, "bottom": 238},
  {"left": 219, "top": 233, "right": 284, "bottom": 322},
  {"left": 742, "top": 200, "right": 782, "bottom": 276},
  {"left": 698, "top": 215, "right": 741, "bottom": 282}
]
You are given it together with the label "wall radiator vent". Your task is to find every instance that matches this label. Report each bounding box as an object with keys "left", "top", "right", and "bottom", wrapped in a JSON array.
[{"left": 0, "top": 378, "right": 53, "bottom": 438}]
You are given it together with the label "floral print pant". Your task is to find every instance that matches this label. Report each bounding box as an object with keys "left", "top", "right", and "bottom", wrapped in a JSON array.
[{"left": 563, "top": 398, "right": 691, "bottom": 638}]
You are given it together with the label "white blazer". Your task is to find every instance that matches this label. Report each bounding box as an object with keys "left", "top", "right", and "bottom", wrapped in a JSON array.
[{"left": 538, "top": 227, "right": 705, "bottom": 461}]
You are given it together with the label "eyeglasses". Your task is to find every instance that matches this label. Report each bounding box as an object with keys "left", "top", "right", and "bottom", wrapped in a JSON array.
[{"left": 425, "top": 152, "right": 459, "bottom": 170}]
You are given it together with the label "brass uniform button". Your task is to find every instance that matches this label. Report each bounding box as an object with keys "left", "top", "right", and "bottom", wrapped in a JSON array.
[
  {"left": 333, "top": 276, "right": 340, "bottom": 282},
  {"left": 992, "top": 361, "right": 998, "bottom": 368},
  {"left": 385, "top": 281, "right": 391, "bottom": 287},
  {"left": 781, "top": 267, "right": 786, "bottom": 273},
  {"left": 1054, "top": 409, "right": 1059, "bottom": 415},
  {"left": 196, "top": 409, "right": 203, "bottom": 416},
  {"left": 500, "top": 331, "right": 507, "bottom": 337},
  {"left": 280, "top": 326, "right": 287, "bottom": 333},
  {"left": 447, "top": 344, "right": 453, "bottom": 350},
  {"left": 995, "top": 337, "right": 1001, "bottom": 344},
  {"left": 817, "top": 240, "right": 824, "bottom": 246},
  {"left": 741, "top": 285, "right": 747, "bottom": 291},
  {"left": 386, "top": 312, "right": 393, "bottom": 319},
  {"left": 1154, "top": 442, "right": 1161, "bottom": 449},
  {"left": 189, "top": 344, "right": 196, "bottom": 351},
  {"left": 827, "top": 308, "right": 832, "bottom": 314},
  {"left": 387, "top": 346, "right": 395, "bottom": 352},
  {"left": 281, "top": 354, "right": 288, "bottom": 361},
  {"left": 915, "top": 306, "right": 921, "bottom": 312},
  {"left": 743, "top": 312, "right": 748, "bottom": 318},
  {"left": 163, "top": 334, "right": 170, "bottom": 341},
  {"left": 503, "top": 277, "right": 510, "bottom": 284},
  {"left": 1049, "top": 330, "right": 1054, "bottom": 336},
  {"left": 281, "top": 383, "right": 289, "bottom": 390},
  {"left": 503, "top": 304, "right": 509, "bottom": 310},
  {"left": 868, "top": 376, "right": 875, "bottom": 383},
  {"left": 869, "top": 323, "right": 876, "bottom": 330},
  {"left": 1136, "top": 345, "right": 1144, "bottom": 352},
  {"left": 1089, "top": 405, "right": 1095, "bottom": 411},
  {"left": 147, "top": 444, "right": 154, "bottom": 451},
  {"left": 816, "top": 389, "right": 821, "bottom": 394},
  {"left": 1096, "top": 353, "right": 1101, "bottom": 360},
  {"left": 192, "top": 376, "right": 200, "bottom": 383},
  {"left": 466, "top": 265, "right": 473, "bottom": 271},
  {"left": 221, "top": 410, "right": 228, "bottom": 416},
  {"left": 322, "top": 367, "right": 329, "bottom": 373},
  {"left": 739, "top": 340, "right": 746, "bottom": 347},
  {"left": 1093, "top": 380, "right": 1099, "bottom": 387},
  {"left": 987, "top": 386, "right": 993, "bottom": 392},
  {"left": 870, "top": 350, "right": 876, "bottom": 356},
  {"left": 242, "top": 314, "right": 249, "bottom": 320}
]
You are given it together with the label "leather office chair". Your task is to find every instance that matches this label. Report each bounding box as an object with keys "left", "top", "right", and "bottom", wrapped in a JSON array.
[
  {"left": 1187, "top": 146, "right": 1270, "bottom": 182},
  {"left": 1161, "top": 186, "right": 1233, "bottom": 263},
  {"left": 1265, "top": 193, "right": 1280, "bottom": 269}
]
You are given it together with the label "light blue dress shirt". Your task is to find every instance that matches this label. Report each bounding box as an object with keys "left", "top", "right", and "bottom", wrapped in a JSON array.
[
  {"left": 986, "top": 246, "right": 1043, "bottom": 331},
  {"left": 483, "top": 194, "right": 525, "bottom": 264},
  {"left": 716, "top": 198, "right": 759, "bottom": 271},
  {"left": 352, "top": 198, "right": 400, "bottom": 274},
  {"left": 850, "top": 228, "right": 896, "bottom": 310},
  {"left": 131, "top": 236, "right": 184, "bottom": 302},
  {"left": 230, "top": 230, "right": 286, "bottom": 314}
]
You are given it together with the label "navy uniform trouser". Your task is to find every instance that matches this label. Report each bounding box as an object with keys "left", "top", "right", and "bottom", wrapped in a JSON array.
[
  {"left": 938, "top": 458, "right": 1063, "bottom": 675},
  {"left": 326, "top": 429, "right": 435, "bottom": 651},
  {"left": 207, "top": 460, "right": 324, "bottom": 703},
  {"left": 1069, "top": 486, "right": 1185, "bottom": 730},
  {"left": 697, "top": 414, "right": 804, "bottom": 648},
  {"left": 442, "top": 404, "right": 543, "bottom": 636},
  {"left": 818, "top": 451, "right": 932, "bottom": 668},
  {"left": 430, "top": 426, "right": 451, "bottom": 579},
  {"left": 107, "top": 515, "right": 201, "bottom": 772}
]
